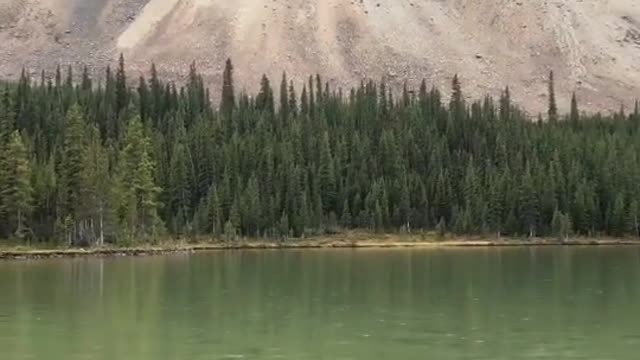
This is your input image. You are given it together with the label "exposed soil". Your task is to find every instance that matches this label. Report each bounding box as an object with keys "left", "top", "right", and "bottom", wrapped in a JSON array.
[
  {"left": 2, "top": 232, "right": 640, "bottom": 260},
  {"left": 1, "top": 0, "right": 640, "bottom": 114}
]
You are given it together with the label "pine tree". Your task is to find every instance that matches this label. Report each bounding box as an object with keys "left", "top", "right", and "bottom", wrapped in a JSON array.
[
  {"left": 435, "top": 217, "right": 446, "bottom": 238},
  {"left": 138, "top": 76, "right": 150, "bottom": 123},
  {"left": 168, "top": 138, "right": 195, "bottom": 232},
  {"left": 499, "top": 86, "right": 511, "bottom": 122},
  {"left": 81, "top": 66, "right": 92, "bottom": 92},
  {"left": 279, "top": 72, "right": 289, "bottom": 123},
  {"left": 572, "top": 181, "right": 595, "bottom": 235},
  {"left": 278, "top": 211, "right": 289, "bottom": 239},
  {"left": 625, "top": 200, "right": 639, "bottom": 237},
  {"left": 418, "top": 79, "right": 428, "bottom": 114},
  {"left": 241, "top": 175, "right": 261, "bottom": 236},
  {"left": 308, "top": 76, "right": 315, "bottom": 118},
  {"left": 300, "top": 85, "right": 309, "bottom": 116},
  {"left": 223, "top": 220, "right": 237, "bottom": 242},
  {"left": 450, "top": 74, "right": 464, "bottom": 122},
  {"left": 220, "top": 58, "right": 235, "bottom": 118},
  {"left": 114, "top": 116, "right": 162, "bottom": 241},
  {"left": 78, "top": 126, "right": 111, "bottom": 245},
  {"left": 548, "top": 70, "right": 558, "bottom": 122},
  {"left": 608, "top": 194, "right": 626, "bottom": 236},
  {"left": 561, "top": 214, "right": 573, "bottom": 241},
  {"left": 0, "top": 87, "right": 15, "bottom": 237},
  {"left": 149, "top": 63, "right": 164, "bottom": 124},
  {"left": 256, "top": 74, "right": 274, "bottom": 116},
  {"left": 340, "top": 198, "right": 351, "bottom": 227},
  {"left": 315, "top": 74, "right": 323, "bottom": 107},
  {"left": 58, "top": 104, "right": 87, "bottom": 244},
  {"left": 2, "top": 58, "right": 640, "bottom": 243},
  {"left": 433, "top": 170, "right": 451, "bottom": 223},
  {"left": 395, "top": 175, "right": 410, "bottom": 227},
  {"left": 518, "top": 166, "right": 539, "bottom": 237},
  {"left": 487, "top": 174, "right": 505, "bottom": 237},
  {"left": 462, "top": 161, "right": 481, "bottom": 230},
  {"left": 318, "top": 132, "right": 336, "bottom": 212},
  {"left": 374, "top": 201, "right": 384, "bottom": 232},
  {"left": 115, "top": 53, "right": 129, "bottom": 115},
  {"left": 551, "top": 208, "right": 562, "bottom": 239},
  {"left": 570, "top": 92, "right": 579, "bottom": 124},
  {"left": 228, "top": 198, "right": 241, "bottom": 234},
  {"left": 402, "top": 81, "right": 410, "bottom": 108},
  {"left": 0, "top": 131, "right": 33, "bottom": 239},
  {"left": 551, "top": 208, "right": 571, "bottom": 241},
  {"left": 288, "top": 80, "right": 298, "bottom": 117},
  {"left": 207, "top": 185, "right": 222, "bottom": 236}
]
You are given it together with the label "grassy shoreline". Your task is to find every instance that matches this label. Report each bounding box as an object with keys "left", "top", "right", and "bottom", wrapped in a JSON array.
[{"left": 2, "top": 232, "right": 640, "bottom": 259}]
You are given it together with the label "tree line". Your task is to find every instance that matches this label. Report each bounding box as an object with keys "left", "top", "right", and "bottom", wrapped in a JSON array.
[{"left": 0, "top": 56, "right": 639, "bottom": 245}]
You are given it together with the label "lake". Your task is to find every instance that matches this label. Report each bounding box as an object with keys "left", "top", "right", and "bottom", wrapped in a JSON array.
[{"left": 0, "top": 247, "right": 639, "bottom": 359}]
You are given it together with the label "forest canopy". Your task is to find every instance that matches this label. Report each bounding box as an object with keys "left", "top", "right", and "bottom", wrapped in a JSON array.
[{"left": 0, "top": 57, "right": 639, "bottom": 245}]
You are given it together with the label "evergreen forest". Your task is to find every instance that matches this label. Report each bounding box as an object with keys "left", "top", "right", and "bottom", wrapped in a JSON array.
[{"left": 0, "top": 57, "right": 639, "bottom": 245}]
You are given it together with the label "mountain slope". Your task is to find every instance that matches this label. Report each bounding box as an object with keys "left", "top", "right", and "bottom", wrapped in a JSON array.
[{"left": 1, "top": 0, "right": 639, "bottom": 113}]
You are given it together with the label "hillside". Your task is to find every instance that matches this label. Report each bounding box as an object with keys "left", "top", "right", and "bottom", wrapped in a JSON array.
[{"left": 1, "top": 0, "right": 639, "bottom": 113}]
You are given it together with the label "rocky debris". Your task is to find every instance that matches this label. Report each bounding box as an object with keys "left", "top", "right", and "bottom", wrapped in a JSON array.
[
  {"left": 625, "top": 28, "right": 640, "bottom": 45},
  {"left": 0, "top": 0, "right": 639, "bottom": 114}
]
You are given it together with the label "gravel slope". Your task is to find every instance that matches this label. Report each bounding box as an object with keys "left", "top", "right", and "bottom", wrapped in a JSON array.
[{"left": 1, "top": 0, "right": 639, "bottom": 114}]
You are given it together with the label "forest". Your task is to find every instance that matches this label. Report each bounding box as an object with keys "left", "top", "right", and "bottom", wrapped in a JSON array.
[{"left": 0, "top": 56, "right": 639, "bottom": 246}]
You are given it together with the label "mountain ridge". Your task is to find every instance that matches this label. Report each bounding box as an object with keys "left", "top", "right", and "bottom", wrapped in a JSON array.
[{"left": 1, "top": 0, "right": 639, "bottom": 114}]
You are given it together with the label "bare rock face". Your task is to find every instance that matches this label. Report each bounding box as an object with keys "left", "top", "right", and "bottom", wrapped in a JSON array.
[{"left": 1, "top": 0, "right": 640, "bottom": 114}]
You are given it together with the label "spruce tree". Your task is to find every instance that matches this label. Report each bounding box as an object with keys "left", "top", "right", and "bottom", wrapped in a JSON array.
[
  {"left": 450, "top": 74, "right": 464, "bottom": 121},
  {"left": 318, "top": 132, "right": 336, "bottom": 212},
  {"left": 340, "top": 199, "right": 352, "bottom": 228},
  {"left": 300, "top": 85, "right": 309, "bottom": 116},
  {"left": 280, "top": 72, "right": 289, "bottom": 123},
  {"left": 115, "top": 53, "right": 129, "bottom": 115},
  {"left": 308, "top": 76, "right": 315, "bottom": 117},
  {"left": 208, "top": 185, "right": 223, "bottom": 236},
  {"left": 0, "top": 131, "right": 33, "bottom": 239},
  {"left": 518, "top": 166, "right": 539, "bottom": 237},
  {"left": 570, "top": 92, "right": 579, "bottom": 124},
  {"left": 138, "top": 76, "right": 150, "bottom": 123},
  {"left": 551, "top": 208, "right": 571, "bottom": 241},
  {"left": 114, "top": 116, "right": 162, "bottom": 241},
  {"left": 2, "top": 58, "right": 640, "bottom": 243},
  {"left": 220, "top": 58, "right": 235, "bottom": 118},
  {"left": 168, "top": 138, "right": 195, "bottom": 232},
  {"left": 499, "top": 86, "right": 511, "bottom": 122},
  {"left": 288, "top": 80, "right": 298, "bottom": 117},
  {"left": 548, "top": 70, "right": 558, "bottom": 122},
  {"left": 256, "top": 74, "right": 274, "bottom": 116},
  {"left": 402, "top": 81, "right": 410, "bottom": 108},
  {"left": 625, "top": 200, "right": 639, "bottom": 237},
  {"left": 418, "top": 79, "right": 428, "bottom": 114},
  {"left": 241, "top": 175, "right": 261, "bottom": 236},
  {"left": 58, "top": 104, "right": 87, "bottom": 243},
  {"left": 79, "top": 126, "right": 111, "bottom": 245},
  {"left": 435, "top": 217, "right": 446, "bottom": 238},
  {"left": 0, "top": 88, "right": 15, "bottom": 237}
]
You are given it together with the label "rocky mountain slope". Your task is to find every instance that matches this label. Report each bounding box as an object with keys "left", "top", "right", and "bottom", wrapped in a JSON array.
[{"left": 1, "top": 0, "right": 639, "bottom": 114}]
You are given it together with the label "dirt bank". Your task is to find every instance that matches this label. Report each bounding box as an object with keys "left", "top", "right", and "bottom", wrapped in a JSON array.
[{"left": 2, "top": 233, "right": 640, "bottom": 260}]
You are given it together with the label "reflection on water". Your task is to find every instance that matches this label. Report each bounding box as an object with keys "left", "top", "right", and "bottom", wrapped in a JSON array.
[{"left": 0, "top": 247, "right": 639, "bottom": 359}]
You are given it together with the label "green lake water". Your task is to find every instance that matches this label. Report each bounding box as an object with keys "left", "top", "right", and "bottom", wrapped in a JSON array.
[{"left": 1, "top": 247, "right": 639, "bottom": 359}]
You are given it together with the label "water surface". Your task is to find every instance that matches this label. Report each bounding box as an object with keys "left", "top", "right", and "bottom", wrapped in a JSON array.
[{"left": 1, "top": 247, "right": 639, "bottom": 359}]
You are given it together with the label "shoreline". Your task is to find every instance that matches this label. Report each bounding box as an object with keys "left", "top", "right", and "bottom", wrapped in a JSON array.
[{"left": 2, "top": 232, "right": 640, "bottom": 259}]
